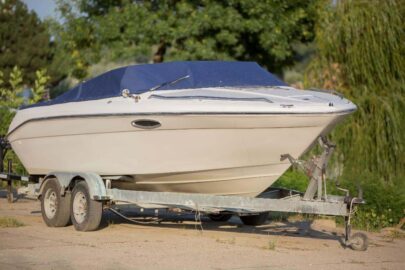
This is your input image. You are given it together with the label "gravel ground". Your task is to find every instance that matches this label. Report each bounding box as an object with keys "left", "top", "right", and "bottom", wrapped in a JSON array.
[{"left": 0, "top": 191, "right": 404, "bottom": 270}]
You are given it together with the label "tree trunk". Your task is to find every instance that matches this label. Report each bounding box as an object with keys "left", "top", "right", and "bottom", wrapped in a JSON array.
[{"left": 153, "top": 41, "right": 167, "bottom": 63}]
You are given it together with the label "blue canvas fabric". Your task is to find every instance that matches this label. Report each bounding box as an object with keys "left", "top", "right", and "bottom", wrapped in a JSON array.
[{"left": 23, "top": 61, "right": 287, "bottom": 109}]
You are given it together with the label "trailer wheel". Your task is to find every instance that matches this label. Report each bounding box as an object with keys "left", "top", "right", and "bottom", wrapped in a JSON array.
[
  {"left": 349, "top": 232, "right": 368, "bottom": 251},
  {"left": 208, "top": 213, "right": 233, "bottom": 222},
  {"left": 41, "top": 178, "right": 71, "bottom": 227},
  {"left": 240, "top": 212, "right": 269, "bottom": 226},
  {"left": 71, "top": 181, "right": 102, "bottom": 231}
]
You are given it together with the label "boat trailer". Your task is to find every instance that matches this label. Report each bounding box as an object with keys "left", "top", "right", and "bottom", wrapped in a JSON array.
[{"left": 0, "top": 136, "right": 368, "bottom": 251}]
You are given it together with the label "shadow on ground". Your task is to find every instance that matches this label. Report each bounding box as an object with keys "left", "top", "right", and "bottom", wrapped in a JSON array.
[
  {"left": 0, "top": 189, "right": 36, "bottom": 202},
  {"left": 100, "top": 206, "right": 343, "bottom": 243}
]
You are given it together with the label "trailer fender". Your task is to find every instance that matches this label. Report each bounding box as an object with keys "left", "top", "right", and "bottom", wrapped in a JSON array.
[{"left": 39, "top": 172, "right": 108, "bottom": 201}]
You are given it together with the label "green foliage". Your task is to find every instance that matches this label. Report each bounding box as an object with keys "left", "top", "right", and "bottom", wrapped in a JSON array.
[
  {"left": 272, "top": 170, "right": 308, "bottom": 192},
  {"left": 0, "top": 0, "right": 60, "bottom": 85},
  {"left": 299, "top": 0, "right": 405, "bottom": 230},
  {"left": 0, "top": 66, "right": 23, "bottom": 108},
  {"left": 32, "top": 69, "right": 51, "bottom": 104},
  {"left": 338, "top": 173, "right": 405, "bottom": 231},
  {"left": 0, "top": 217, "right": 25, "bottom": 228},
  {"left": 57, "top": 0, "right": 318, "bottom": 78},
  {"left": 0, "top": 67, "right": 49, "bottom": 174},
  {"left": 305, "top": 0, "right": 404, "bottom": 184},
  {"left": 354, "top": 188, "right": 404, "bottom": 231},
  {"left": 0, "top": 107, "right": 14, "bottom": 135}
]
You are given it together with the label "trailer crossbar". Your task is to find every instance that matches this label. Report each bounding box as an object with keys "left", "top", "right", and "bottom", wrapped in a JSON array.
[{"left": 0, "top": 173, "right": 30, "bottom": 182}]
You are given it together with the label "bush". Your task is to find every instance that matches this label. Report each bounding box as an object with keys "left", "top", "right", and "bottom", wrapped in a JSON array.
[
  {"left": 273, "top": 169, "right": 308, "bottom": 192},
  {"left": 273, "top": 169, "right": 405, "bottom": 231},
  {"left": 341, "top": 174, "right": 405, "bottom": 231}
]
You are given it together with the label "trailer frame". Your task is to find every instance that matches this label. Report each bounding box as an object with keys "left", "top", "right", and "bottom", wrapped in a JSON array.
[{"left": 0, "top": 135, "right": 368, "bottom": 251}]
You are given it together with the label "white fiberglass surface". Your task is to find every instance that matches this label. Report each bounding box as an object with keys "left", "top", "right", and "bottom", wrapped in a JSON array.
[
  {"left": 150, "top": 87, "right": 352, "bottom": 107},
  {"left": 8, "top": 86, "right": 356, "bottom": 134}
]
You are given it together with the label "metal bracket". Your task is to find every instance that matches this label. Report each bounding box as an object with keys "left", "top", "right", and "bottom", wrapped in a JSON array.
[
  {"left": 281, "top": 136, "right": 336, "bottom": 201},
  {"left": 122, "top": 89, "right": 141, "bottom": 102}
]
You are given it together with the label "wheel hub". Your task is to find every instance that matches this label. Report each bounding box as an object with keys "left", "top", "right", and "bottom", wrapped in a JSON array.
[
  {"left": 73, "top": 191, "right": 87, "bottom": 224},
  {"left": 44, "top": 189, "right": 58, "bottom": 219}
]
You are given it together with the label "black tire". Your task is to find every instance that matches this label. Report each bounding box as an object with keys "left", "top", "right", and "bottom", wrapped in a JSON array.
[
  {"left": 70, "top": 181, "right": 102, "bottom": 231},
  {"left": 208, "top": 213, "right": 233, "bottom": 222},
  {"left": 349, "top": 232, "right": 369, "bottom": 251},
  {"left": 240, "top": 212, "right": 269, "bottom": 226},
  {"left": 40, "top": 178, "right": 71, "bottom": 227}
]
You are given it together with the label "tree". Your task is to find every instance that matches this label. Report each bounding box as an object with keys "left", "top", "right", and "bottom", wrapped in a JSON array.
[
  {"left": 0, "top": 0, "right": 64, "bottom": 86},
  {"left": 0, "top": 67, "right": 50, "bottom": 174},
  {"left": 57, "top": 0, "right": 318, "bottom": 78},
  {"left": 305, "top": 0, "right": 404, "bottom": 228},
  {"left": 306, "top": 0, "right": 404, "bottom": 184}
]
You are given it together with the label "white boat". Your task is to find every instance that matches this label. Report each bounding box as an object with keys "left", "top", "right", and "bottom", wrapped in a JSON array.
[{"left": 7, "top": 61, "right": 356, "bottom": 197}]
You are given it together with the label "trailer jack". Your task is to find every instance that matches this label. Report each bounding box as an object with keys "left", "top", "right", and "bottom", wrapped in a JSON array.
[{"left": 281, "top": 136, "right": 368, "bottom": 250}]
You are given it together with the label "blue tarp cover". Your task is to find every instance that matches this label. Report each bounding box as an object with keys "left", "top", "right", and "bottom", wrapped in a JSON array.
[{"left": 24, "top": 61, "right": 287, "bottom": 109}]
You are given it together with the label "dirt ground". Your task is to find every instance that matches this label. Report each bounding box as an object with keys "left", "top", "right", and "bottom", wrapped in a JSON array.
[{"left": 0, "top": 190, "right": 404, "bottom": 270}]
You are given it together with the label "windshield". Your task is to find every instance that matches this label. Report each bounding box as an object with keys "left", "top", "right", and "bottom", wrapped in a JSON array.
[{"left": 149, "top": 75, "right": 191, "bottom": 91}]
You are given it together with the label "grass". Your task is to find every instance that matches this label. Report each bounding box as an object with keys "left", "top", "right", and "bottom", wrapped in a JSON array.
[
  {"left": 0, "top": 217, "right": 25, "bottom": 228},
  {"left": 385, "top": 230, "right": 405, "bottom": 240},
  {"left": 262, "top": 239, "right": 276, "bottom": 251},
  {"left": 216, "top": 237, "right": 236, "bottom": 245}
]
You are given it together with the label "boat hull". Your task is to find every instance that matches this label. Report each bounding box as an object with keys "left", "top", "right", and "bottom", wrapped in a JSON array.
[
  {"left": 8, "top": 113, "right": 348, "bottom": 196},
  {"left": 112, "top": 163, "right": 288, "bottom": 197}
]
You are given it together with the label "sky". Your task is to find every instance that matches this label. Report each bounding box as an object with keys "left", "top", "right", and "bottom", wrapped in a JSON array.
[{"left": 21, "top": 0, "right": 59, "bottom": 21}]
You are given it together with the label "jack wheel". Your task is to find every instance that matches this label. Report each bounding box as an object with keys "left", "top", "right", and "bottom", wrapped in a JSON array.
[{"left": 349, "top": 232, "right": 369, "bottom": 251}]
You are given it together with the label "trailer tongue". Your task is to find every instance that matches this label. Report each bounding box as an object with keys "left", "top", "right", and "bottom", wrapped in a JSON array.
[{"left": 0, "top": 136, "right": 368, "bottom": 251}]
